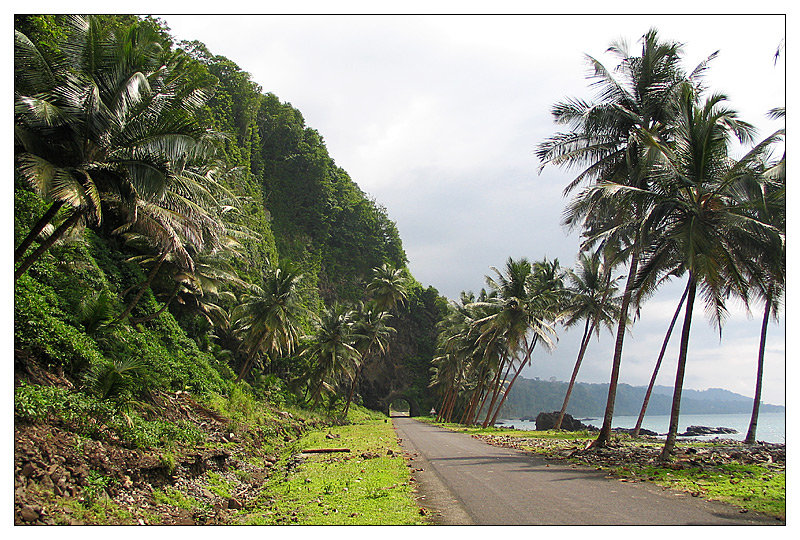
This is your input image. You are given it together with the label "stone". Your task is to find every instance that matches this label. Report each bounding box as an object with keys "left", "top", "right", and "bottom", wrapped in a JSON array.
[
  {"left": 679, "top": 425, "right": 738, "bottom": 437},
  {"left": 534, "top": 411, "right": 597, "bottom": 432},
  {"left": 21, "top": 463, "right": 36, "bottom": 477},
  {"left": 20, "top": 505, "right": 39, "bottom": 522}
]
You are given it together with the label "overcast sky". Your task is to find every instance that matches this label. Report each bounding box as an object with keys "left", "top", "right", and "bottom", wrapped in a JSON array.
[{"left": 158, "top": 11, "right": 788, "bottom": 406}]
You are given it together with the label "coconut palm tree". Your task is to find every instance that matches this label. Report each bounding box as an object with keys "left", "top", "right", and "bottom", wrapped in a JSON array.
[
  {"left": 632, "top": 83, "right": 782, "bottom": 459},
  {"left": 366, "top": 263, "right": 409, "bottom": 313},
  {"left": 476, "top": 258, "right": 563, "bottom": 427},
  {"left": 553, "top": 248, "right": 622, "bottom": 429},
  {"left": 737, "top": 122, "right": 785, "bottom": 444},
  {"left": 231, "top": 260, "right": 306, "bottom": 382},
  {"left": 343, "top": 302, "right": 396, "bottom": 415},
  {"left": 303, "top": 303, "right": 360, "bottom": 407},
  {"left": 14, "top": 15, "right": 218, "bottom": 281},
  {"left": 431, "top": 292, "right": 479, "bottom": 423},
  {"left": 536, "top": 28, "right": 712, "bottom": 447}
]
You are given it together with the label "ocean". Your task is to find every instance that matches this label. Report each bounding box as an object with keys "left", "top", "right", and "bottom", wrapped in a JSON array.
[{"left": 499, "top": 411, "right": 786, "bottom": 444}]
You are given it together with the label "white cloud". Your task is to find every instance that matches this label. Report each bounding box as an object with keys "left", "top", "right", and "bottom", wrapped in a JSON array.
[{"left": 161, "top": 12, "right": 788, "bottom": 405}]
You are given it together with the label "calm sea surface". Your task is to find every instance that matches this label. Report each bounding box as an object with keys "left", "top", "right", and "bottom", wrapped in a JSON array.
[{"left": 499, "top": 411, "right": 786, "bottom": 444}]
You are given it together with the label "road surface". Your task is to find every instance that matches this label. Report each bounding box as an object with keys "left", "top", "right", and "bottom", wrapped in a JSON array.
[{"left": 393, "top": 417, "right": 779, "bottom": 526}]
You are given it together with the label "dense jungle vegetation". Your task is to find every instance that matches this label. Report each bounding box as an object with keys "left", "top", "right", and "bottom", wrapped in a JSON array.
[{"left": 14, "top": 14, "right": 446, "bottom": 413}]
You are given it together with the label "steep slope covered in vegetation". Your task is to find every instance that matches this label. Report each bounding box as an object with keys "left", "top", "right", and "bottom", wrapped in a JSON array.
[{"left": 13, "top": 14, "right": 444, "bottom": 524}]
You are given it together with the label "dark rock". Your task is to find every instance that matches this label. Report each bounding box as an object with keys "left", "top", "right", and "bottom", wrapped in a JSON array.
[
  {"left": 228, "top": 497, "right": 242, "bottom": 510},
  {"left": 679, "top": 425, "right": 738, "bottom": 437},
  {"left": 535, "top": 411, "right": 597, "bottom": 432},
  {"left": 21, "top": 463, "right": 36, "bottom": 477},
  {"left": 613, "top": 427, "right": 659, "bottom": 437},
  {"left": 20, "top": 505, "right": 40, "bottom": 522}
]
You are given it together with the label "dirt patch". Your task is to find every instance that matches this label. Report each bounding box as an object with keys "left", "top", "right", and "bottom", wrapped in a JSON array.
[{"left": 13, "top": 390, "right": 286, "bottom": 525}]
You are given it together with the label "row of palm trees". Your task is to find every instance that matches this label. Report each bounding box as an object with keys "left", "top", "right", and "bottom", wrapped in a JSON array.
[
  {"left": 14, "top": 16, "right": 411, "bottom": 412},
  {"left": 234, "top": 261, "right": 409, "bottom": 410},
  {"left": 432, "top": 29, "right": 784, "bottom": 459}
]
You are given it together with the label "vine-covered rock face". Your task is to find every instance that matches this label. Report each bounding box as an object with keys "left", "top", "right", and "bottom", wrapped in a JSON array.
[{"left": 359, "top": 353, "right": 415, "bottom": 413}]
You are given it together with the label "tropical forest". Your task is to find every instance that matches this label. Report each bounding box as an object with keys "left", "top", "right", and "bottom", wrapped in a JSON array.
[{"left": 13, "top": 15, "right": 785, "bottom": 525}]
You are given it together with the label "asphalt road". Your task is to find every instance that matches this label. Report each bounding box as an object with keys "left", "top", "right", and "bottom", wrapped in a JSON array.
[{"left": 392, "top": 417, "right": 780, "bottom": 526}]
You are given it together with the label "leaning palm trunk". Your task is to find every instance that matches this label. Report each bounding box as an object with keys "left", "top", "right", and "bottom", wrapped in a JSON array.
[
  {"left": 115, "top": 251, "right": 168, "bottom": 322},
  {"left": 592, "top": 238, "right": 641, "bottom": 449},
  {"left": 554, "top": 318, "right": 594, "bottom": 430},
  {"left": 633, "top": 282, "right": 689, "bottom": 437},
  {"left": 15, "top": 200, "right": 65, "bottom": 263},
  {"left": 487, "top": 335, "right": 537, "bottom": 427},
  {"left": 745, "top": 288, "right": 773, "bottom": 444},
  {"left": 481, "top": 354, "right": 509, "bottom": 427},
  {"left": 483, "top": 359, "right": 514, "bottom": 427},
  {"left": 659, "top": 276, "right": 698, "bottom": 460},
  {"left": 488, "top": 358, "right": 526, "bottom": 427},
  {"left": 15, "top": 208, "right": 84, "bottom": 281},
  {"left": 129, "top": 282, "right": 181, "bottom": 325}
]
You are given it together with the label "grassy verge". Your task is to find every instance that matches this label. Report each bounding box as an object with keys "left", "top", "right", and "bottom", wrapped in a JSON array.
[
  {"left": 239, "top": 410, "right": 424, "bottom": 525},
  {"left": 420, "top": 417, "right": 785, "bottom": 520}
]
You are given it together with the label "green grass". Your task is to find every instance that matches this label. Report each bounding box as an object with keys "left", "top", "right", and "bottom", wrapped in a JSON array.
[
  {"left": 240, "top": 415, "right": 424, "bottom": 525},
  {"left": 617, "top": 462, "right": 785, "bottom": 518}
]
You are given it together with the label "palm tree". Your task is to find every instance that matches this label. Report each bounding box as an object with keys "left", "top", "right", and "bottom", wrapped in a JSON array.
[
  {"left": 303, "top": 303, "right": 361, "bottom": 407},
  {"left": 14, "top": 16, "right": 218, "bottom": 280},
  {"left": 739, "top": 124, "right": 785, "bottom": 444},
  {"left": 231, "top": 260, "right": 306, "bottom": 382},
  {"left": 343, "top": 302, "right": 395, "bottom": 415},
  {"left": 431, "top": 292, "right": 479, "bottom": 423},
  {"left": 632, "top": 83, "right": 782, "bottom": 459},
  {"left": 476, "top": 258, "right": 563, "bottom": 427},
  {"left": 366, "top": 263, "right": 409, "bottom": 312},
  {"left": 536, "top": 29, "right": 707, "bottom": 447},
  {"left": 553, "top": 248, "right": 622, "bottom": 429}
]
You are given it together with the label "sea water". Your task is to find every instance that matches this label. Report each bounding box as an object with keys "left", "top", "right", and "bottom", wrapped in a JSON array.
[{"left": 499, "top": 411, "right": 786, "bottom": 444}]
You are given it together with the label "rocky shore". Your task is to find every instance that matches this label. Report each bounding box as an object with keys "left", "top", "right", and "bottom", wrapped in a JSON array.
[{"left": 473, "top": 432, "right": 785, "bottom": 472}]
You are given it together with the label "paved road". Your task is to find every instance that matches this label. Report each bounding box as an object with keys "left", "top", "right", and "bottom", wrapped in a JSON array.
[{"left": 393, "top": 417, "right": 779, "bottom": 526}]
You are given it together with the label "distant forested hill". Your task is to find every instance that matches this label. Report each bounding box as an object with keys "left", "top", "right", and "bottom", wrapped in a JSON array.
[{"left": 496, "top": 377, "right": 785, "bottom": 418}]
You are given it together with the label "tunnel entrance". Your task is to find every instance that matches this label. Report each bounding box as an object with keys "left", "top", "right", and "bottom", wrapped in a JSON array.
[
  {"left": 383, "top": 393, "right": 420, "bottom": 417},
  {"left": 389, "top": 398, "right": 411, "bottom": 417}
]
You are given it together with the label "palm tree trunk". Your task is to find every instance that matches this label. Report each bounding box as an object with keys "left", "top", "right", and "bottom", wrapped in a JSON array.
[
  {"left": 115, "top": 251, "right": 168, "bottom": 322},
  {"left": 463, "top": 364, "right": 488, "bottom": 425},
  {"left": 481, "top": 355, "right": 508, "bottom": 427},
  {"left": 659, "top": 275, "right": 697, "bottom": 461},
  {"left": 592, "top": 240, "right": 640, "bottom": 449},
  {"left": 475, "top": 380, "right": 493, "bottom": 426},
  {"left": 745, "top": 288, "right": 772, "bottom": 444},
  {"left": 129, "top": 282, "right": 181, "bottom": 324},
  {"left": 486, "top": 360, "right": 515, "bottom": 427},
  {"left": 488, "top": 358, "right": 527, "bottom": 426},
  {"left": 15, "top": 200, "right": 65, "bottom": 263},
  {"left": 487, "top": 335, "right": 537, "bottom": 427},
  {"left": 633, "top": 281, "right": 689, "bottom": 437},
  {"left": 465, "top": 376, "right": 486, "bottom": 425},
  {"left": 343, "top": 363, "right": 364, "bottom": 416},
  {"left": 15, "top": 208, "right": 84, "bottom": 281},
  {"left": 236, "top": 332, "right": 268, "bottom": 382},
  {"left": 555, "top": 318, "right": 593, "bottom": 430}
]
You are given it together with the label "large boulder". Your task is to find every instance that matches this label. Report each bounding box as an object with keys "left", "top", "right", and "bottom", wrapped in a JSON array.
[
  {"left": 680, "top": 425, "right": 738, "bottom": 437},
  {"left": 535, "top": 411, "right": 597, "bottom": 432}
]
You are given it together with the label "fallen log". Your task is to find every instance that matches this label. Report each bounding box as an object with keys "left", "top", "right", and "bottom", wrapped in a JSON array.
[{"left": 301, "top": 448, "right": 351, "bottom": 453}]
